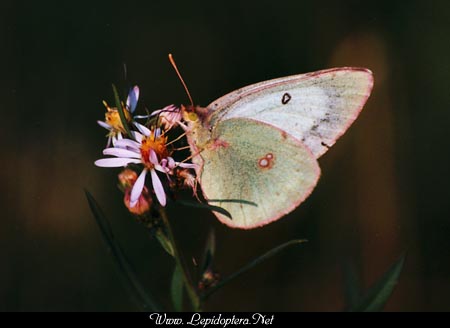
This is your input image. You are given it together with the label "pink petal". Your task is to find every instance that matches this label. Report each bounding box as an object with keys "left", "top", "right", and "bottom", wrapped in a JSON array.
[
  {"left": 151, "top": 169, "right": 166, "bottom": 206},
  {"left": 126, "top": 86, "right": 140, "bottom": 113},
  {"left": 154, "top": 164, "right": 169, "bottom": 173},
  {"left": 150, "top": 109, "right": 163, "bottom": 116},
  {"left": 130, "top": 131, "right": 143, "bottom": 143},
  {"left": 161, "top": 104, "right": 179, "bottom": 112},
  {"left": 159, "top": 159, "right": 168, "bottom": 172},
  {"left": 133, "top": 122, "right": 150, "bottom": 137},
  {"left": 133, "top": 86, "right": 140, "bottom": 100},
  {"left": 178, "top": 121, "right": 189, "bottom": 131},
  {"left": 129, "top": 199, "right": 138, "bottom": 208},
  {"left": 130, "top": 169, "right": 147, "bottom": 206},
  {"left": 94, "top": 158, "right": 141, "bottom": 167},
  {"left": 177, "top": 162, "right": 197, "bottom": 169},
  {"left": 167, "top": 157, "right": 176, "bottom": 169},
  {"left": 149, "top": 149, "right": 159, "bottom": 165},
  {"left": 133, "top": 114, "right": 152, "bottom": 119},
  {"left": 103, "top": 147, "right": 140, "bottom": 159},
  {"left": 150, "top": 104, "right": 178, "bottom": 116},
  {"left": 114, "top": 139, "right": 141, "bottom": 150},
  {"left": 97, "top": 120, "right": 112, "bottom": 130}
]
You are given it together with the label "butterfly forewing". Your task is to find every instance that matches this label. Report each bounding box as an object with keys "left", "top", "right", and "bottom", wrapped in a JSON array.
[
  {"left": 207, "top": 68, "right": 373, "bottom": 158},
  {"left": 199, "top": 118, "right": 320, "bottom": 229}
]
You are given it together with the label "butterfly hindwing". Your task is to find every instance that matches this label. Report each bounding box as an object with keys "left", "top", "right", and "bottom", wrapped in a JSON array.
[
  {"left": 207, "top": 68, "right": 373, "bottom": 158},
  {"left": 199, "top": 118, "right": 320, "bottom": 229}
]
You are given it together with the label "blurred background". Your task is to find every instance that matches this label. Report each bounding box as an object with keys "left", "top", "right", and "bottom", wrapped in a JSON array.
[{"left": 1, "top": 0, "right": 449, "bottom": 311}]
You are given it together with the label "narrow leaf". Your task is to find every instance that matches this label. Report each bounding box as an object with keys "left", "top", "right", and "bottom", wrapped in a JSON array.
[
  {"left": 350, "top": 254, "right": 406, "bottom": 312},
  {"left": 112, "top": 83, "right": 134, "bottom": 140},
  {"left": 207, "top": 199, "right": 258, "bottom": 207},
  {"left": 202, "top": 239, "right": 307, "bottom": 300},
  {"left": 171, "top": 265, "right": 184, "bottom": 312},
  {"left": 200, "top": 229, "right": 216, "bottom": 274},
  {"left": 84, "top": 189, "right": 160, "bottom": 311},
  {"left": 155, "top": 229, "right": 175, "bottom": 257},
  {"left": 177, "top": 200, "right": 233, "bottom": 219},
  {"left": 343, "top": 260, "right": 362, "bottom": 311}
]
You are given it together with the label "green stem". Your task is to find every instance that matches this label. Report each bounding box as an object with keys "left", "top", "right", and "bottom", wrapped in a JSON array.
[{"left": 160, "top": 207, "right": 201, "bottom": 311}]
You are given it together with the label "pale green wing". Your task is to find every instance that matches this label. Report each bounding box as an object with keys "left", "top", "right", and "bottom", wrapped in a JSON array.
[
  {"left": 207, "top": 68, "right": 373, "bottom": 158},
  {"left": 199, "top": 118, "right": 320, "bottom": 229}
]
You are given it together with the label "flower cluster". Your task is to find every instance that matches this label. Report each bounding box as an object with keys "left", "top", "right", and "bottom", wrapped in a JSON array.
[
  {"left": 97, "top": 86, "right": 139, "bottom": 147},
  {"left": 95, "top": 86, "right": 195, "bottom": 215}
]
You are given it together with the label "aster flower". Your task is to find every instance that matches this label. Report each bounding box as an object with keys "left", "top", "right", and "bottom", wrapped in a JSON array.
[
  {"left": 98, "top": 86, "right": 141, "bottom": 146},
  {"left": 95, "top": 127, "right": 196, "bottom": 207},
  {"left": 151, "top": 105, "right": 182, "bottom": 130}
]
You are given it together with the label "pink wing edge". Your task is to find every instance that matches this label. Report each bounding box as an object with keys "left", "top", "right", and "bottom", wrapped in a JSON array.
[
  {"left": 208, "top": 67, "right": 374, "bottom": 112},
  {"left": 198, "top": 119, "right": 322, "bottom": 230}
]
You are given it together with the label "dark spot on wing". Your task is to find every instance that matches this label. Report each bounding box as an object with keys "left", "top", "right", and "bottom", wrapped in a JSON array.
[
  {"left": 281, "top": 92, "right": 291, "bottom": 105},
  {"left": 321, "top": 142, "right": 331, "bottom": 148}
]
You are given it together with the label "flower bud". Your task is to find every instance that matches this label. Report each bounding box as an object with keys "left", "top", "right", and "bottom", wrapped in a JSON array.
[{"left": 119, "top": 169, "right": 152, "bottom": 215}]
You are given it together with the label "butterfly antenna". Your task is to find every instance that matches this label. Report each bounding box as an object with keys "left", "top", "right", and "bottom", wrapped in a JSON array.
[{"left": 169, "top": 53, "right": 194, "bottom": 106}]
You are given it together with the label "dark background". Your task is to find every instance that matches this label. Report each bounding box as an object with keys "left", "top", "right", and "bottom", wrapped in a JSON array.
[{"left": 2, "top": 0, "right": 449, "bottom": 311}]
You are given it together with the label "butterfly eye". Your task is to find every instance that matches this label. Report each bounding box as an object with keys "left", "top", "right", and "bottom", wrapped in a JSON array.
[{"left": 185, "top": 111, "right": 198, "bottom": 122}]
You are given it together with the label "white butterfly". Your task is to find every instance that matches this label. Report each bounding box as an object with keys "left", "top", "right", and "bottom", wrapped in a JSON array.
[{"left": 181, "top": 67, "right": 373, "bottom": 229}]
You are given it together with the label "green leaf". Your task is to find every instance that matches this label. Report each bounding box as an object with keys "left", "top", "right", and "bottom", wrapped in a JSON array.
[
  {"left": 171, "top": 265, "right": 184, "bottom": 312},
  {"left": 177, "top": 200, "right": 233, "bottom": 219},
  {"left": 200, "top": 229, "right": 216, "bottom": 274},
  {"left": 207, "top": 199, "right": 258, "bottom": 207},
  {"left": 343, "top": 261, "right": 362, "bottom": 311},
  {"left": 154, "top": 229, "right": 175, "bottom": 257},
  {"left": 84, "top": 189, "right": 160, "bottom": 311},
  {"left": 201, "top": 239, "right": 307, "bottom": 300},
  {"left": 350, "top": 254, "right": 406, "bottom": 312},
  {"left": 111, "top": 83, "right": 134, "bottom": 140}
]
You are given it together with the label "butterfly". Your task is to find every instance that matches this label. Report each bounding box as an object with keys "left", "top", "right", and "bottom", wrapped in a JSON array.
[{"left": 177, "top": 63, "right": 373, "bottom": 229}]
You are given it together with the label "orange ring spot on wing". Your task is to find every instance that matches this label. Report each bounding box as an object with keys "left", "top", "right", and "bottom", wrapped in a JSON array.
[{"left": 258, "top": 153, "right": 275, "bottom": 170}]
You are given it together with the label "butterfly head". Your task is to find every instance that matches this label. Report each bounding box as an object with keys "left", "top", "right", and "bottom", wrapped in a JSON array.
[
  {"left": 181, "top": 104, "right": 198, "bottom": 122},
  {"left": 181, "top": 104, "right": 211, "bottom": 124}
]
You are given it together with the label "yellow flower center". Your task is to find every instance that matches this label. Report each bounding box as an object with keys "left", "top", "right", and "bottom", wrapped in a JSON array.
[
  {"left": 105, "top": 108, "right": 132, "bottom": 133},
  {"left": 140, "top": 132, "right": 169, "bottom": 168}
]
